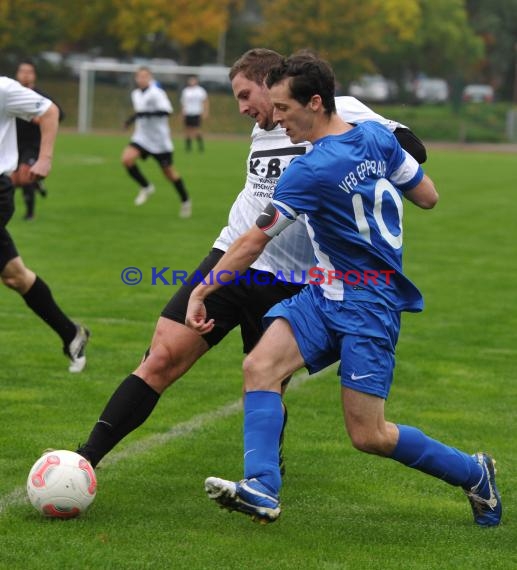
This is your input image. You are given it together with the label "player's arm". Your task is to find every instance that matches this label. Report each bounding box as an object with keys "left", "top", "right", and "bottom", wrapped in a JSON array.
[
  {"left": 30, "top": 102, "right": 59, "bottom": 180},
  {"left": 139, "top": 110, "right": 171, "bottom": 118},
  {"left": 404, "top": 174, "right": 438, "bottom": 209},
  {"left": 393, "top": 128, "right": 427, "bottom": 164},
  {"left": 185, "top": 200, "right": 298, "bottom": 334},
  {"left": 124, "top": 113, "right": 137, "bottom": 128},
  {"left": 185, "top": 225, "right": 272, "bottom": 334},
  {"left": 388, "top": 139, "right": 438, "bottom": 210},
  {"left": 31, "top": 98, "right": 65, "bottom": 124}
]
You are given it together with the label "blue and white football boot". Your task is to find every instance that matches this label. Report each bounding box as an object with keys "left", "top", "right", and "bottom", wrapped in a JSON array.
[
  {"left": 463, "top": 452, "right": 502, "bottom": 527},
  {"left": 205, "top": 476, "right": 280, "bottom": 524}
]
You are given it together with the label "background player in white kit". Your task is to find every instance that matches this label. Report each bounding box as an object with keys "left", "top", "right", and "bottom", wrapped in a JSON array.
[
  {"left": 0, "top": 76, "right": 89, "bottom": 372},
  {"left": 122, "top": 67, "right": 192, "bottom": 218},
  {"left": 74, "top": 49, "right": 426, "bottom": 474},
  {"left": 180, "top": 75, "right": 209, "bottom": 153}
]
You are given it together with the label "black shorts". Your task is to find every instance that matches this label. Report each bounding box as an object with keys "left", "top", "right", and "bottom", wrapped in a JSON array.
[
  {"left": 161, "top": 248, "right": 305, "bottom": 353},
  {"left": 130, "top": 142, "right": 173, "bottom": 167},
  {"left": 184, "top": 115, "right": 201, "bottom": 128},
  {"left": 0, "top": 175, "right": 19, "bottom": 271}
]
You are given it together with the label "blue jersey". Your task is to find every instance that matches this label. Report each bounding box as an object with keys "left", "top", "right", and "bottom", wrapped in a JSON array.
[{"left": 264, "top": 121, "right": 424, "bottom": 312}]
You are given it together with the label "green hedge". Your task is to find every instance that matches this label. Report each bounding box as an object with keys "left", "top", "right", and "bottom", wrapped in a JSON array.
[{"left": 40, "top": 79, "right": 514, "bottom": 142}]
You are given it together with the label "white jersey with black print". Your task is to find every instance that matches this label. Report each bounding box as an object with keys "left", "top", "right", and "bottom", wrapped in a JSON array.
[
  {"left": 334, "top": 96, "right": 408, "bottom": 130},
  {"left": 0, "top": 76, "right": 52, "bottom": 174},
  {"left": 181, "top": 85, "right": 208, "bottom": 116},
  {"left": 131, "top": 82, "right": 173, "bottom": 154},
  {"left": 214, "top": 124, "right": 312, "bottom": 283},
  {"left": 213, "top": 96, "right": 408, "bottom": 285}
]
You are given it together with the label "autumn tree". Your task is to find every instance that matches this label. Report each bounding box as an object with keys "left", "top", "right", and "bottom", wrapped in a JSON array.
[
  {"left": 403, "top": 0, "right": 483, "bottom": 77},
  {"left": 0, "top": 0, "right": 65, "bottom": 54},
  {"left": 253, "top": 0, "right": 422, "bottom": 81},
  {"left": 0, "top": 0, "right": 244, "bottom": 64},
  {"left": 107, "top": 0, "right": 243, "bottom": 60},
  {"left": 253, "top": 0, "right": 483, "bottom": 87},
  {"left": 466, "top": 0, "right": 517, "bottom": 98}
]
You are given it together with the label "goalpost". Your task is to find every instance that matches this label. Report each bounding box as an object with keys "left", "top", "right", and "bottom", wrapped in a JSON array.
[{"left": 77, "top": 61, "right": 230, "bottom": 133}]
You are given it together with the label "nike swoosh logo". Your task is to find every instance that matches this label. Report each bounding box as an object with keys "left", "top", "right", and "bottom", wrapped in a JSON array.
[
  {"left": 465, "top": 457, "right": 498, "bottom": 510},
  {"left": 243, "top": 449, "right": 256, "bottom": 458},
  {"left": 480, "top": 463, "right": 498, "bottom": 508},
  {"left": 350, "top": 372, "right": 374, "bottom": 381},
  {"left": 260, "top": 212, "right": 271, "bottom": 217}
]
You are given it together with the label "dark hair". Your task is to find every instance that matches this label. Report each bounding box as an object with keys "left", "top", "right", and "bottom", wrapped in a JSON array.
[
  {"left": 17, "top": 59, "right": 36, "bottom": 72},
  {"left": 266, "top": 52, "right": 336, "bottom": 116},
  {"left": 229, "top": 48, "right": 283, "bottom": 84}
]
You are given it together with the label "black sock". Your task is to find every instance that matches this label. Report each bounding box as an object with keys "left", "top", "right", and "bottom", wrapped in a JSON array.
[
  {"left": 126, "top": 165, "right": 149, "bottom": 187},
  {"left": 173, "top": 178, "right": 189, "bottom": 202},
  {"left": 22, "top": 276, "right": 77, "bottom": 345},
  {"left": 196, "top": 135, "right": 204, "bottom": 152},
  {"left": 22, "top": 184, "right": 36, "bottom": 217},
  {"left": 77, "top": 374, "right": 160, "bottom": 467},
  {"left": 185, "top": 138, "right": 192, "bottom": 152}
]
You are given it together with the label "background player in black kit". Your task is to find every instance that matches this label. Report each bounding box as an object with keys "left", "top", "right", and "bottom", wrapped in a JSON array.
[{"left": 11, "top": 60, "right": 65, "bottom": 220}]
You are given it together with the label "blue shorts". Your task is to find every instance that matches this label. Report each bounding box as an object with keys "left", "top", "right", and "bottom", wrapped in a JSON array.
[{"left": 264, "top": 285, "right": 401, "bottom": 399}]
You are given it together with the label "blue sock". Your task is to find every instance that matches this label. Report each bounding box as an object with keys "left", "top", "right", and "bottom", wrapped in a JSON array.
[
  {"left": 243, "top": 391, "right": 283, "bottom": 496},
  {"left": 390, "top": 425, "right": 482, "bottom": 488}
]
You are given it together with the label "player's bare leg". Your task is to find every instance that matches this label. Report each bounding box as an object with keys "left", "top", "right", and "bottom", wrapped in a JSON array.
[
  {"left": 135, "top": 318, "right": 209, "bottom": 393},
  {"left": 1, "top": 256, "right": 36, "bottom": 294},
  {"left": 341, "top": 388, "right": 398, "bottom": 456},
  {"left": 342, "top": 387, "right": 501, "bottom": 526},
  {"left": 77, "top": 318, "right": 208, "bottom": 466},
  {"left": 185, "top": 125, "right": 203, "bottom": 152}
]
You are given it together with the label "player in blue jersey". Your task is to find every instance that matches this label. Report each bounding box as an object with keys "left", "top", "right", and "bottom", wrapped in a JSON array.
[
  {"left": 185, "top": 53, "right": 502, "bottom": 527},
  {"left": 73, "top": 49, "right": 426, "bottom": 477}
]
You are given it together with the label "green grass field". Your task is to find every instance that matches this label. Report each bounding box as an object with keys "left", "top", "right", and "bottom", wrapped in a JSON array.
[{"left": 0, "top": 134, "right": 516, "bottom": 569}]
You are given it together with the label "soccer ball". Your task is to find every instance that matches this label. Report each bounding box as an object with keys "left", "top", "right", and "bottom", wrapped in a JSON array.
[{"left": 26, "top": 450, "right": 97, "bottom": 518}]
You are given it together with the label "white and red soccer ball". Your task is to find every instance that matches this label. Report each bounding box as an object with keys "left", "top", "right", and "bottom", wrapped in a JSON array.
[{"left": 27, "top": 450, "right": 97, "bottom": 518}]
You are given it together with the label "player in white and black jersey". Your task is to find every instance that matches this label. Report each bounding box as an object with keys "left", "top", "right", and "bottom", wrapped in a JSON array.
[
  {"left": 75, "top": 50, "right": 426, "bottom": 471},
  {"left": 122, "top": 67, "right": 191, "bottom": 218},
  {"left": 0, "top": 76, "right": 89, "bottom": 372},
  {"left": 180, "top": 75, "right": 209, "bottom": 152}
]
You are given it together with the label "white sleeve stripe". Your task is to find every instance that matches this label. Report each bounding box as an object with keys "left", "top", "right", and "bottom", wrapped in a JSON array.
[
  {"left": 390, "top": 151, "right": 419, "bottom": 186},
  {"left": 272, "top": 199, "right": 298, "bottom": 220}
]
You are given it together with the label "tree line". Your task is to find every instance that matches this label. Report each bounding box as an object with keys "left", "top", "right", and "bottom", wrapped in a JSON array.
[{"left": 1, "top": 0, "right": 516, "bottom": 99}]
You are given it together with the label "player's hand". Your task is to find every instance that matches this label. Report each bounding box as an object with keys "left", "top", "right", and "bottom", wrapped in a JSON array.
[
  {"left": 185, "top": 294, "right": 215, "bottom": 335},
  {"left": 29, "top": 157, "right": 52, "bottom": 181},
  {"left": 9, "top": 164, "right": 30, "bottom": 186}
]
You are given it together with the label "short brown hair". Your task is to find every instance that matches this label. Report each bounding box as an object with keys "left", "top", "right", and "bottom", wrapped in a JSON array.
[{"left": 229, "top": 49, "right": 283, "bottom": 84}]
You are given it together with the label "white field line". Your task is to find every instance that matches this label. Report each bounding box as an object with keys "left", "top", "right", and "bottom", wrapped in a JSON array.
[{"left": 0, "top": 366, "right": 335, "bottom": 516}]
